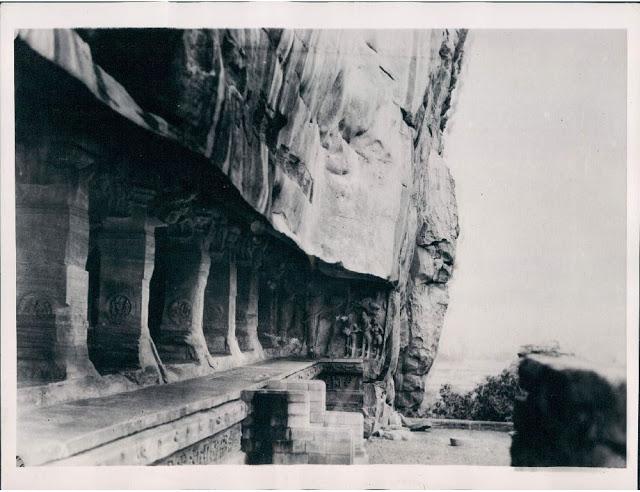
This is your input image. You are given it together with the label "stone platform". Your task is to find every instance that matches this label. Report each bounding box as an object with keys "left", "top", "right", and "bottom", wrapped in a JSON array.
[
  {"left": 18, "top": 358, "right": 324, "bottom": 466},
  {"left": 17, "top": 357, "right": 368, "bottom": 466}
]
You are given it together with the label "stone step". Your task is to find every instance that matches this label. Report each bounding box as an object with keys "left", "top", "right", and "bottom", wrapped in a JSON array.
[{"left": 241, "top": 378, "right": 368, "bottom": 465}]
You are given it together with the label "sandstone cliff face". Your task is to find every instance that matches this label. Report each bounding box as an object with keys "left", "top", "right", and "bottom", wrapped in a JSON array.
[{"left": 18, "top": 28, "right": 467, "bottom": 413}]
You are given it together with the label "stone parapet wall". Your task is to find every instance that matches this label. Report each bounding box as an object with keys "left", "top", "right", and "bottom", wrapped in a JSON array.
[
  {"left": 54, "top": 400, "right": 248, "bottom": 466},
  {"left": 511, "top": 354, "right": 626, "bottom": 467},
  {"left": 429, "top": 418, "right": 513, "bottom": 432},
  {"left": 318, "top": 359, "right": 364, "bottom": 414}
]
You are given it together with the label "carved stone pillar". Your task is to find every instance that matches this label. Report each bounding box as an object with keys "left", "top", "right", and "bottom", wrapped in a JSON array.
[
  {"left": 278, "top": 293, "right": 294, "bottom": 340},
  {"left": 155, "top": 208, "right": 221, "bottom": 366},
  {"left": 257, "top": 276, "right": 279, "bottom": 349},
  {"left": 203, "top": 223, "right": 242, "bottom": 358},
  {"left": 235, "top": 227, "right": 267, "bottom": 354},
  {"left": 204, "top": 259, "right": 233, "bottom": 355},
  {"left": 256, "top": 247, "right": 288, "bottom": 350},
  {"left": 91, "top": 188, "right": 164, "bottom": 377},
  {"left": 278, "top": 263, "right": 307, "bottom": 346},
  {"left": 16, "top": 180, "right": 98, "bottom": 384}
]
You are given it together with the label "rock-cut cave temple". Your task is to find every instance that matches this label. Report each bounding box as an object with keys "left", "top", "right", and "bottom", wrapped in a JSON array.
[{"left": 14, "top": 28, "right": 466, "bottom": 466}]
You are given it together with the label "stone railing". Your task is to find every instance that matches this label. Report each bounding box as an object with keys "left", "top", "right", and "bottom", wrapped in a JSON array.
[{"left": 511, "top": 354, "right": 626, "bottom": 467}]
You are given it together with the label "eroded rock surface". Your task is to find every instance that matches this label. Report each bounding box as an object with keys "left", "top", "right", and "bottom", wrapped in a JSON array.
[{"left": 512, "top": 355, "right": 626, "bottom": 467}]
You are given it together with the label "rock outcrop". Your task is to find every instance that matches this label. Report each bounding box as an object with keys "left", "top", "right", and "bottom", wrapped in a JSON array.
[
  {"left": 16, "top": 28, "right": 467, "bottom": 415},
  {"left": 512, "top": 354, "right": 626, "bottom": 467}
]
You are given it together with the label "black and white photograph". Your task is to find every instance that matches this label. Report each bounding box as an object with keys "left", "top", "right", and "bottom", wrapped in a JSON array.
[{"left": 1, "top": 2, "right": 638, "bottom": 489}]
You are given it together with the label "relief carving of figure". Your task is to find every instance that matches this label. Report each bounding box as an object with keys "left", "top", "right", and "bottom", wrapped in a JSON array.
[
  {"left": 347, "top": 297, "right": 385, "bottom": 360},
  {"left": 363, "top": 299, "right": 385, "bottom": 359},
  {"left": 336, "top": 311, "right": 360, "bottom": 358},
  {"left": 360, "top": 309, "right": 374, "bottom": 359},
  {"left": 371, "top": 316, "right": 384, "bottom": 359}
]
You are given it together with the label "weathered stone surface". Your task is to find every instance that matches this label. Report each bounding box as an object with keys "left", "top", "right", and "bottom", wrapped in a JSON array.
[
  {"left": 18, "top": 373, "right": 144, "bottom": 409},
  {"left": 16, "top": 167, "right": 99, "bottom": 384},
  {"left": 511, "top": 355, "right": 626, "bottom": 467},
  {"left": 154, "top": 216, "right": 219, "bottom": 367},
  {"left": 390, "top": 32, "right": 466, "bottom": 414},
  {"left": 396, "top": 283, "right": 450, "bottom": 412},
  {"left": 155, "top": 423, "right": 244, "bottom": 466},
  {"left": 90, "top": 214, "right": 164, "bottom": 379},
  {"left": 376, "top": 428, "right": 413, "bottom": 441},
  {"left": 391, "top": 150, "right": 460, "bottom": 415},
  {"left": 58, "top": 403, "right": 246, "bottom": 466},
  {"left": 318, "top": 360, "right": 365, "bottom": 417},
  {"left": 17, "top": 28, "right": 462, "bottom": 284},
  {"left": 203, "top": 255, "right": 236, "bottom": 356}
]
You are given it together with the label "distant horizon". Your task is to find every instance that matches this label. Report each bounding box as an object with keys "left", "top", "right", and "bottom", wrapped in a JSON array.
[{"left": 435, "top": 342, "right": 626, "bottom": 368}]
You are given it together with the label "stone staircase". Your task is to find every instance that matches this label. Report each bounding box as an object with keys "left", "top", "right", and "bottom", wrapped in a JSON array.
[{"left": 241, "top": 379, "right": 368, "bottom": 464}]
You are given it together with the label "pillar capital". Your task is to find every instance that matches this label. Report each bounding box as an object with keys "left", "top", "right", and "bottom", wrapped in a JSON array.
[
  {"left": 165, "top": 206, "right": 233, "bottom": 258},
  {"left": 90, "top": 167, "right": 157, "bottom": 228}
]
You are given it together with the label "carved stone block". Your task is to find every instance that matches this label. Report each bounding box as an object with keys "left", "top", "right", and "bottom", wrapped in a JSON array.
[{"left": 155, "top": 423, "right": 242, "bottom": 465}]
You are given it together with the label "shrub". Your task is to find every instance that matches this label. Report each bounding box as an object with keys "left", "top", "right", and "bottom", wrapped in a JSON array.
[
  {"left": 428, "top": 383, "right": 475, "bottom": 420},
  {"left": 471, "top": 369, "right": 521, "bottom": 421},
  {"left": 428, "top": 368, "right": 522, "bottom": 422}
]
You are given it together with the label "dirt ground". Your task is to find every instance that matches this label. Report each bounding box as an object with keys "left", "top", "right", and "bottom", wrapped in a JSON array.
[{"left": 365, "top": 428, "right": 512, "bottom": 466}]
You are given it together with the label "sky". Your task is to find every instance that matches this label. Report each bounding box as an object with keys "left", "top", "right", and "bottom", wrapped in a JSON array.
[{"left": 438, "top": 30, "right": 627, "bottom": 367}]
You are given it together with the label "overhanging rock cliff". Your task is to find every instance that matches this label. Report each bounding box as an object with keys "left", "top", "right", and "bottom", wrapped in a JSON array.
[{"left": 16, "top": 28, "right": 467, "bottom": 419}]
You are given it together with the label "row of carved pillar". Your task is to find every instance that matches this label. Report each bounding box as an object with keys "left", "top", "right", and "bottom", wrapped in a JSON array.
[
  {"left": 15, "top": 173, "right": 298, "bottom": 385},
  {"left": 15, "top": 136, "right": 391, "bottom": 387}
]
